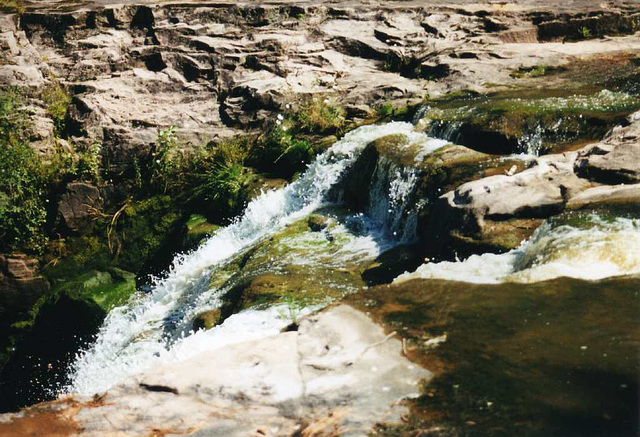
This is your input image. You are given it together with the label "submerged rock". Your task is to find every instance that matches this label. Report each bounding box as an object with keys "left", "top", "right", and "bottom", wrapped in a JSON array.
[
  {"left": 0, "top": 305, "right": 429, "bottom": 436},
  {"left": 345, "top": 275, "right": 640, "bottom": 437}
]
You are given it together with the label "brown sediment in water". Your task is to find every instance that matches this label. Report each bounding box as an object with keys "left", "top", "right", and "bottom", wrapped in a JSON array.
[{"left": 345, "top": 275, "right": 640, "bottom": 436}]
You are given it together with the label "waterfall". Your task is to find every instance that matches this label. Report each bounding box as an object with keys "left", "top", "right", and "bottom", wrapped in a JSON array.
[{"left": 67, "top": 122, "right": 446, "bottom": 395}]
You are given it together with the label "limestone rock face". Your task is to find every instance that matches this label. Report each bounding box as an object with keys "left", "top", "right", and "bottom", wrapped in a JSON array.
[
  {"left": 57, "top": 182, "right": 102, "bottom": 232},
  {"left": 567, "top": 184, "right": 640, "bottom": 210},
  {"left": 0, "top": 305, "right": 429, "bottom": 436}
]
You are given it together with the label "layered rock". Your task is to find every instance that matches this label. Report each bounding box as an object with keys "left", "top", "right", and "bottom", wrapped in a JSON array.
[
  {"left": 1, "top": 0, "right": 639, "bottom": 170},
  {"left": 57, "top": 182, "right": 102, "bottom": 233},
  {"left": 574, "top": 112, "right": 640, "bottom": 184},
  {"left": 425, "top": 110, "right": 640, "bottom": 257}
]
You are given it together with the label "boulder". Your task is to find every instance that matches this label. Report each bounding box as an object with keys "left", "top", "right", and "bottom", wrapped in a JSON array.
[
  {"left": 567, "top": 184, "right": 640, "bottom": 209},
  {"left": 0, "top": 254, "right": 49, "bottom": 319},
  {"left": 57, "top": 182, "right": 102, "bottom": 233},
  {"left": 192, "top": 309, "right": 221, "bottom": 331},
  {"left": 426, "top": 151, "right": 592, "bottom": 257},
  {"left": 574, "top": 116, "right": 640, "bottom": 184}
]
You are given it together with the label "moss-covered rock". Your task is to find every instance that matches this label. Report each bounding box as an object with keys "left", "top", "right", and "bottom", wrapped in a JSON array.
[
  {"left": 418, "top": 88, "right": 640, "bottom": 155},
  {"left": 194, "top": 211, "right": 373, "bottom": 327},
  {"left": 193, "top": 309, "right": 222, "bottom": 331},
  {"left": 182, "top": 214, "right": 220, "bottom": 252},
  {"left": 0, "top": 266, "right": 137, "bottom": 411}
]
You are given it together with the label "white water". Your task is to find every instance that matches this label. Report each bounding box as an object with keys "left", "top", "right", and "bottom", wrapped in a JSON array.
[
  {"left": 396, "top": 214, "right": 640, "bottom": 284},
  {"left": 68, "top": 122, "right": 445, "bottom": 395}
]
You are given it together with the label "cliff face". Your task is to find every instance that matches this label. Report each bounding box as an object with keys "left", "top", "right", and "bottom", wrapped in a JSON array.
[{"left": 2, "top": 0, "right": 639, "bottom": 167}]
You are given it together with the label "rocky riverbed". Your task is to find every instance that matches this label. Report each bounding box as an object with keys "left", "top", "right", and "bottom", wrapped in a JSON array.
[{"left": 0, "top": 0, "right": 639, "bottom": 435}]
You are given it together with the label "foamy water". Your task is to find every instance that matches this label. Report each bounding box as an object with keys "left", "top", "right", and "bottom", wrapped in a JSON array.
[
  {"left": 395, "top": 214, "right": 640, "bottom": 284},
  {"left": 68, "top": 122, "right": 445, "bottom": 395}
]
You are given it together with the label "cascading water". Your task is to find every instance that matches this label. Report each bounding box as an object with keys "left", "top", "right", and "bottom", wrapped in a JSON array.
[
  {"left": 395, "top": 213, "right": 640, "bottom": 284},
  {"left": 67, "top": 122, "right": 446, "bottom": 395}
]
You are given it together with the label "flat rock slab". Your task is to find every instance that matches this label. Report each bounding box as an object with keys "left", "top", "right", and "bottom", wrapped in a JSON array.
[{"left": 0, "top": 305, "right": 429, "bottom": 436}]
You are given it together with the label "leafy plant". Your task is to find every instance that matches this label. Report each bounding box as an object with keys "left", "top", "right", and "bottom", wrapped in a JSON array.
[
  {"left": 0, "top": 90, "right": 48, "bottom": 253},
  {"left": 249, "top": 123, "right": 314, "bottom": 178},
  {"left": 75, "top": 141, "right": 102, "bottom": 183},
  {"left": 151, "top": 126, "right": 181, "bottom": 192},
  {"left": 376, "top": 103, "right": 395, "bottom": 118},
  {"left": 579, "top": 26, "right": 592, "bottom": 39},
  {"left": 191, "top": 162, "right": 249, "bottom": 215},
  {"left": 41, "top": 79, "right": 71, "bottom": 136}
]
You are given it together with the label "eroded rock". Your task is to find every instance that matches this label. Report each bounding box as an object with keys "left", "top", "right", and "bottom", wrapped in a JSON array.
[
  {"left": 0, "top": 305, "right": 429, "bottom": 436},
  {"left": 574, "top": 113, "right": 640, "bottom": 184},
  {"left": 57, "top": 182, "right": 101, "bottom": 233}
]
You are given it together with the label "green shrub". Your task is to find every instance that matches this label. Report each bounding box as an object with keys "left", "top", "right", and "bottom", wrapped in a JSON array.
[
  {"left": 41, "top": 79, "right": 71, "bottom": 136},
  {"left": 376, "top": 103, "right": 395, "bottom": 118},
  {"left": 0, "top": 90, "right": 48, "bottom": 253},
  {"left": 150, "top": 126, "right": 181, "bottom": 192},
  {"left": 295, "top": 98, "right": 345, "bottom": 134},
  {"left": 191, "top": 162, "right": 250, "bottom": 216},
  {"left": 249, "top": 124, "right": 314, "bottom": 179},
  {"left": 75, "top": 141, "right": 102, "bottom": 183}
]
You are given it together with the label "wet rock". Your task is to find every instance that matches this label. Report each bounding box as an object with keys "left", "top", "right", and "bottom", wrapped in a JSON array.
[
  {"left": 193, "top": 309, "right": 221, "bottom": 331},
  {"left": 0, "top": 268, "right": 136, "bottom": 411},
  {"left": 0, "top": 253, "right": 49, "bottom": 322},
  {"left": 362, "top": 244, "right": 423, "bottom": 285},
  {"left": 574, "top": 113, "right": 640, "bottom": 184},
  {"left": 345, "top": 276, "right": 640, "bottom": 437},
  {"left": 426, "top": 151, "right": 591, "bottom": 256},
  {"left": 1, "top": 305, "right": 429, "bottom": 436},
  {"left": 182, "top": 214, "right": 219, "bottom": 251},
  {"left": 0, "top": 292, "right": 105, "bottom": 412},
  {"left": 0, "top": 254, "right": 50, "bottom": 368},
  {"left": 418, "top": 87, "right": 640, "bottom": 156},
  {"left": 57, "top": 182, "right": 102, "bottom": 233},
  {"left": 307, "top": 214, "right": 329, "bottom": 232},
  {"left": 567, "top": 184, "right": 640, "bottom": 210}
]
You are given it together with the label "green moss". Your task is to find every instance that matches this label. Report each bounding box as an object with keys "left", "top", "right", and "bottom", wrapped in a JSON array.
[
  {"left": 510, "top": 65, "right": 567, "bottom": 79},
  {"left": 116, "top": 196, "right": 182, "bottom": 272},
  {"left": 369, "top": 134, "right": 414, "bottom": 167},
  {"left": 183, "top": 214, "right": 220, "bottom": 250},
  {"left": 54, "top": 268, "right": 135, "bottom": 313},
  {"left": 0, "top": 0, "right": 24, "bottom": 14},
  {"left": 419, "top": 87, "right": 640, "bottom": 155},
  {"left": 201, "top": 211, "right": 372, "bottom": 325},
  {"left": 193, "top": 309, "right": 222, "bottom": 330}
]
